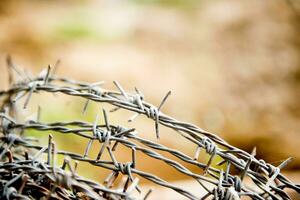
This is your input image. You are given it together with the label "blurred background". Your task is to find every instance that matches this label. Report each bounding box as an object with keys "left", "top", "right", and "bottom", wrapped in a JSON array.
[{"left": 0, "top": 0, "right": 300, "bottom": 198}]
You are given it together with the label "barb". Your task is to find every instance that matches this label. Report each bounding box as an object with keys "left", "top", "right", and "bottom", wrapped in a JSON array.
[{"left": 0, "top": 60, "right": 299, "bottom": 200}]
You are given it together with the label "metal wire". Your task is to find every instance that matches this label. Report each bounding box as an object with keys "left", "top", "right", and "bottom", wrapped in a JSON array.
[{"left": 0, "top": 57, "right": 299, "bottom": 199}]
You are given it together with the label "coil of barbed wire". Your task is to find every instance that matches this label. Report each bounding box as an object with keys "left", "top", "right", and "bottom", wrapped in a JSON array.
[{"left": 0, "top": 56, "right": 299, "bottom": 199}]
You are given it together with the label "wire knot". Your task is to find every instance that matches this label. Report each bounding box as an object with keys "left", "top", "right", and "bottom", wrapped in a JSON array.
[
  {"left": 201, "top": 137, "right": 217, "bottom": 155},
  {"left": 118, "top": 162, "right": 132, "bottom": 175},
  {"left": 228, "top": 176, "right": 241, "bottom": 193},
  {"left": 130, "top": 94, "right": 144, "bottom": 110},
  {"left": 144, "top": 106, "right": 158, "bottom": 120},
  {"left": 91, "top": 87, "right": 103, "bottom": 96},
  {"left": 113, "top": 126, "right": 126, "bottom": 136},
  {"left": 95, "top": 129, "right": 110, "bottom": 143},
  {"left": 28, "top": 80, "right": 43, "bottom": 89}
]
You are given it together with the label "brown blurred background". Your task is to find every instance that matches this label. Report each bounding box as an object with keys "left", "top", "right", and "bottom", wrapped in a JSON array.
[{"left": 0, "top": 0, "right": 300, "bottom": 198}]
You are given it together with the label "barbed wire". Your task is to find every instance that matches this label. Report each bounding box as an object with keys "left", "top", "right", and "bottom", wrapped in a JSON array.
[{"left": 0, "top": 56, "right": 299, "bottom": 199}]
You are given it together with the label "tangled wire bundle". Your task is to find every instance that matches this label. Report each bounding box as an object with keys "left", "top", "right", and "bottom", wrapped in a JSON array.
[{"left": 0, "top": 57, "right": 299, "bottom": 199}]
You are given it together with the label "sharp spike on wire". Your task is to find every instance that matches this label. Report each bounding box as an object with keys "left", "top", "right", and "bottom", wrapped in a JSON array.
[
  {"left": 123, "top": 177, "right": 131, "bottom": 193},
  {"left": 96, "top": 131, "right": 111, "bottom": 161},
  {"left": 114, "top": 128, "right": 135, "bottom": 138},
  {"left": 62, "top": 158, "right": 68, "bottom": 170},
  {"left": 278, "top": 157, "right": 293, "bottom": 169},
  {"left": 154, "top": 91, "right": 171, "bottom": 139},
  {"left": 204, "top": 151, "right": 216, "bottom": 175},
  {"left": 51, "top": 142, "right": 56, "bottom": 175},
  {"left": 113, "top": 81, "right": 129, "bottom": 100},
  {"left": 6, "top": 55, "right": 27, "bottom": 82},
  {"left": 2, "top": 60, "right": 300, "bottom": 200},
  {"left": 127, "top": 87, "right": 145, "bottom": 122},
  {"left": 128, "top": 113, "right": 139, "bottom": 122},
  {"left": 63, "top": 157, "right": 75, "bottom": 177},
  {"left": 90, "top": 81, "right": 105, "bottom": 87},
  {"left": 82, "top": 87, "right": 93, "bottom": 115},
  {"left": 51, "top": 59, "right": 60, "bottom": 77},
  {"left": 132, "top": 147, "right": 136, "bottom": 168},
  {"left": 83, "top": 139, "right": 93, "bottom": 158},
  {"left": 104, "top": 171, "right": 115, "bottom": 185},
  {"left": 32, "top": 146, "right": 47, "bottom": 164},
  {"left": 12, "top": 91, "right": 26, "bottom": 103},
  {"left": 251, "top": 146, "right": 257, "bottom": 157},
  {"left": 216, "top": 160, "right": 226, "bottom": 166},
  {"left": 134, "top": 87, "right": 144, "bottom": 100},
  {"left": 106, "top": 146, "right": 118, "bottom": 167},
  {"left": 24, "top": 84, "right": 36, "bottom": 109},
  {"left": 194, "top": 146, "right": 201, "bottom": 160},
  {"left": 74, "top": 161, "right": 78, "bottom": 173},
  {"left": 82, "top": 99, "right": 90, "bottom": 115},
  {"left": 158, "top": 91, "right": 171, "bottom": 111},
  {"left": 37, "top": 105, "right": 41, "bottom": 122},
  {"left": 93, "top": 114, "right": 99, "bottom": 135},
  {"left": 112, "top": 141, "right": 119, "bottom": 151},
  {"left": 126, "top": 178, "right": 140, "bottom": 194},
  {"left": 225, "top": 161, "right": 231, "bottom": 181},
  {"left": 218, "top": 169, "right": 223, "bottom": 188},
  {"left": 104, "top": 171, "right": 119, "bottom": 188},
  {"left": 241, "top": 158, "right": 252, "bottom": 181},
  {"left": 102, "top": 109, "right": 110, "bottom": 130},
  {"left": 38, "top": 66, "right": 49, "bottom": 82},
  {"left": 47, "top": 134, "right": 53, "bottom": 165},
  {"left": 44, "top": 65, "right": 51, "bottom": 85},
  {"left": 143, "top": 189, "right": 152, "bottom": 200},
  {"left": 155, "top": 114, "right": 160, "bottom": 139}
]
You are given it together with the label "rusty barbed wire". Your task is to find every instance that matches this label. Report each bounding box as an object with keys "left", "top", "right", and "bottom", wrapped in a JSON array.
[{"left": 0, "top": 56, "right": 299, "bottom": 199}]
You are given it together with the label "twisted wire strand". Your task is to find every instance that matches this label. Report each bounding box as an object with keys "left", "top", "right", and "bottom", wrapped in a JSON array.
[{"left": 0, "top": 63, "right": 299, "bottom": 199}]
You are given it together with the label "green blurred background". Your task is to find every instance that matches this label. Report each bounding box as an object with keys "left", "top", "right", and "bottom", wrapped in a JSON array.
[{"left": 0, "top": 0, "right": 300, "bottom": 198}]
